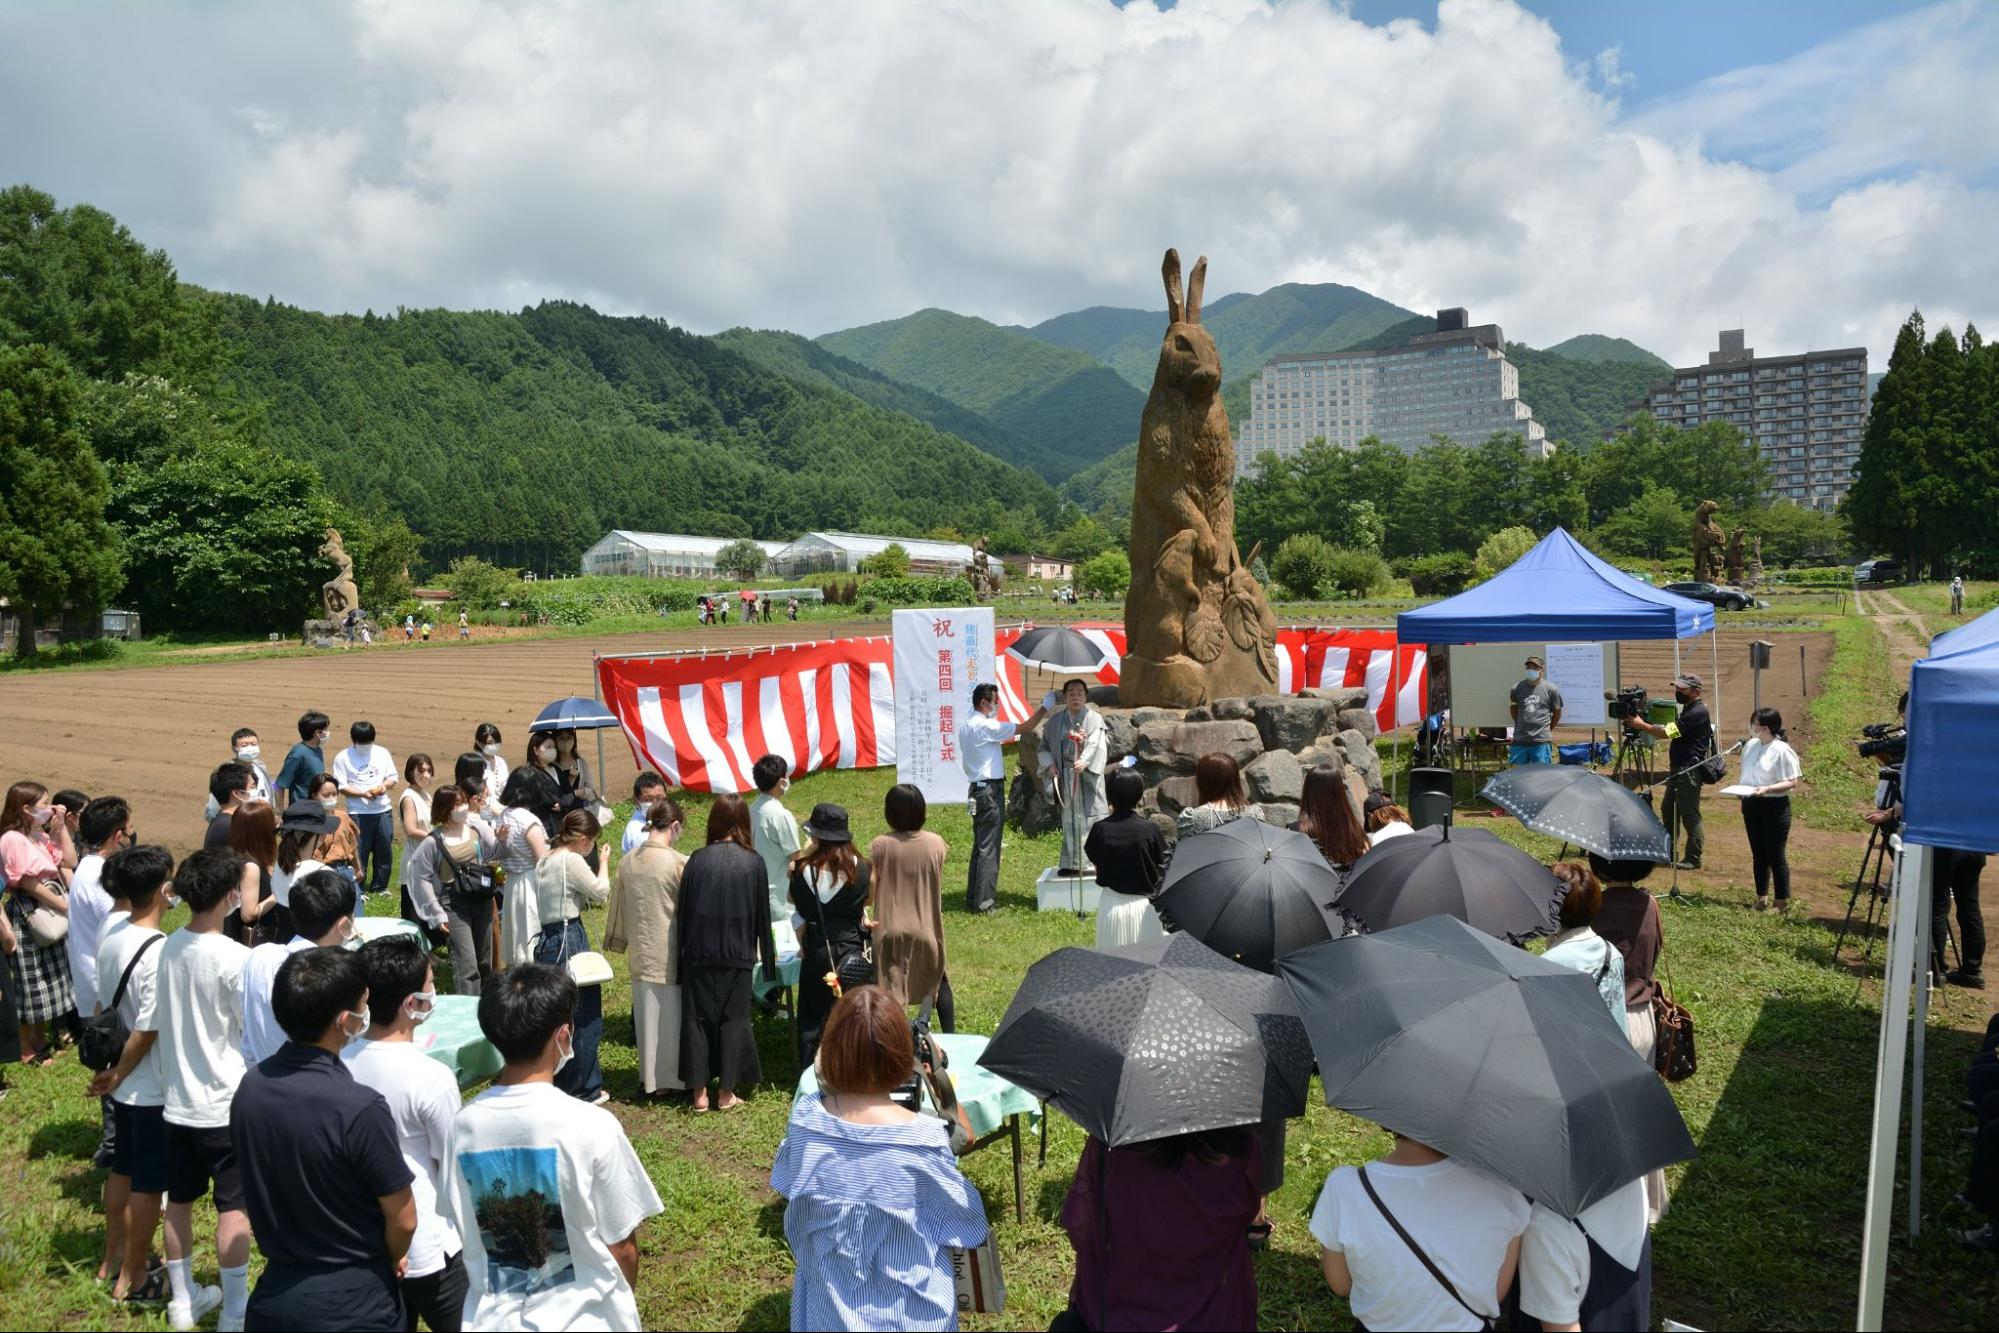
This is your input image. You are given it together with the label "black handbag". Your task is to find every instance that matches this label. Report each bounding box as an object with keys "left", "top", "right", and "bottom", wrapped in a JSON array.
[
  {"left": 1696, "top": 735, "right": 1727, "bottom": 786},
  {"left": 80, "top": 933, "right": 163, "bottom": 1073},
  {"left": 803, "top": 867, "right": 874, "bottom": 991},
  {"left": 1654, "top": 952, "right": 1697, "bottom": 1081},
  {"left": 432, "top": 829, "right": 500, "bottom": 904}
]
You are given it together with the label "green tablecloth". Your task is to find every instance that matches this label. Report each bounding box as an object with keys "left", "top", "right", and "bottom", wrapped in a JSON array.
[
  {"left": 418, "top": 994, "right": 503, "bottom": 1088},
  {"left": 751, "top": 944, "right": 803, "bottom": 1001},
  {"left": 796, "top": 1032, "right": 1039, "bottom": 1140}
]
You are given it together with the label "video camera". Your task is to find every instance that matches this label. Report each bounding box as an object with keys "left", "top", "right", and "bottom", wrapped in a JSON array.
[
  {"left": 1605, "top": 684, "right": 1650, "bottom": 724},
  {"left": 1856, "top": 722, "right": 1907, "bottom": 762}
]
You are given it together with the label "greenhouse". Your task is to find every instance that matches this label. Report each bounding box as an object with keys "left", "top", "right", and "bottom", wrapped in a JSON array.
[{"left": 579, "top": 531, "right": 789, "bottom": 579}]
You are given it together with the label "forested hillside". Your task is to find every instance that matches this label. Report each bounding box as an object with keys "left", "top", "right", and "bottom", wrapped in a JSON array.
[
  {"left": 1542, "top": 334, "right": 1672, "bottom": 369},
  {"left": 1507, "top": 343, "right": 1664, "bottom": 448},
  {"left": 219, "top": 298, "right": 1067, "bottom": 569},
  {"left": 1019, "top": 281, "right": 1419, "bottom": 391},
  {"left": 817, "top": 309, "right": 1145, "bottom": 474}
]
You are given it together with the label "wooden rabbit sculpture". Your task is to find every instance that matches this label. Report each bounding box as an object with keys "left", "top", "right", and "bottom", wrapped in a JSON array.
[{"left": 1121, "top": 249, "right": 1278, "bottom": 706}]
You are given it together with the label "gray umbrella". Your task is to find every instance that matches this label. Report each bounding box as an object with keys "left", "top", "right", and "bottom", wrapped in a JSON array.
[
  {"left": 1006, "top": 626, "right": 1111, "bottom": 672},
  {"left": 977, "top": 932, "right": 1314, "bottom": 1147},
  {"left": 1479, "top": 764, "right": 1671, "bottom": 862},
  {"left": 1154, "top": 818, "right": 1346, "bottom": 973},
  {"left": 1277, "top": 915, "right": 1696, "bottom": 1216}
]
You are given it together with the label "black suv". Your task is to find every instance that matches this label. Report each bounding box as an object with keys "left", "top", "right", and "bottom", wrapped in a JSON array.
[
  {"left": 1853, "top": 559, "right": 1904, "bottom": 585},
  {"left": 1664, "top": 581, "right": 1754, "bottom": 611}
]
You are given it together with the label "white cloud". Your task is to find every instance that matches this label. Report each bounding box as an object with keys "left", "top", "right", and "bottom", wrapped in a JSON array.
[{"left": 2, "top": 0, "right": 1994, "bottom": 366}]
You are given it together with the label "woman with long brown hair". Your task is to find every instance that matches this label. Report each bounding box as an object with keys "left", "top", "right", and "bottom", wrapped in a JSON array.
[
  {"left": 225, "top": 801, "right": 279, "bottom": 943},
  {"left": 1174, "top": 753, "right": 1266, "bottom": 841},
  {"left": 677, "top": 794, "right": 777, "bottom": 1111},
  {"left": 0, "top": 780, "right": 77, "bottom": 1065},
  {"left": 1295, "top": 765, "right": 1369, "bottom": 887},
  {"left": 788, "top": 803, "right": 870, "bottom": 1065}
]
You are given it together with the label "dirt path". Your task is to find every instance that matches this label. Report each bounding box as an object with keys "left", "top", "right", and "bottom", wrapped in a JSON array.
[
  {"left": 0, "top": 620, "right": 890, "bottom": 852},
  {"left": 1858, "top": 587, "right": 1930, "bottom": 678}
]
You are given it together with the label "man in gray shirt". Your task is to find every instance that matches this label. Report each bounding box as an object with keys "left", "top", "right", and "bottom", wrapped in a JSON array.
[{"left": 1508, "top": 655, "right": 1563, "bottom": 766}]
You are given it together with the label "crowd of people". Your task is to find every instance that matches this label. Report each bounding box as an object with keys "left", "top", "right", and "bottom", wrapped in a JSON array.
[{"left": 0, "top": 673, "right": 1984, "bottom": 1332}]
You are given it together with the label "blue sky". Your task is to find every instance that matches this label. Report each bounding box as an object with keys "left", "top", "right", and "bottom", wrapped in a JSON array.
[{"left": 1, "top": 0, "right": 1991, "bottom": 365}]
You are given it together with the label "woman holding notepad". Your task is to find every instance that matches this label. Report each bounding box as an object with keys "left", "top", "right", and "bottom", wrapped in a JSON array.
[{"left": 1735, "top": 708, "right": 1803, "bottom": 912}]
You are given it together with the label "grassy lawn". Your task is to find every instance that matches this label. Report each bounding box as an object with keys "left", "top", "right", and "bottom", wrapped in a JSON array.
[{"left": 2, "top": 608, "right": 1995, "bottom": 1330}]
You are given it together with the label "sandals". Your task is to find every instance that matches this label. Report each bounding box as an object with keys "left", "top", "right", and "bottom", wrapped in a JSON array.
[{"left": 114, "top": 1268, "right": 169, "bottom": 1306}]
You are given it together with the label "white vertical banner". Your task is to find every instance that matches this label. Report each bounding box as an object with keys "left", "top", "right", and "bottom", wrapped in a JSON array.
[{"left": 893, "top": 607, "right": 993, "bottom": 804}]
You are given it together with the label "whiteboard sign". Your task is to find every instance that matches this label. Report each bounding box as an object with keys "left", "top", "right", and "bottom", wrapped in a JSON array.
[{"left": 1543, "top": 643, "right": 1606, "bottom": 725}]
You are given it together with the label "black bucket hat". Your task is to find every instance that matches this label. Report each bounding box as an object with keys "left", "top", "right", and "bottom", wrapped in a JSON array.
[
  {"left": 278, "top": 799, "right": 340, "bottom": 836},
  {"left": 802, "top": 802, "right": 851, "bottom": 844}
]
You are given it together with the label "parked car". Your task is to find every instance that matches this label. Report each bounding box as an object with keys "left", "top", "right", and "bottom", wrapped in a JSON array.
[
  {"left": 1853, "top": 559, "right": 1904, "bottom": 585},
  {"left": 1619, "top": 569, "right": 1655, "bottom": 584},
  {"left": 1665, "top": 581, "right": 1754, "bottom": 611}
]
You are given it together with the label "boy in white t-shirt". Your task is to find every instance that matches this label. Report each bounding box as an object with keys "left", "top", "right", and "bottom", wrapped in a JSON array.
[
  {"left": 1311, "top": 1132, "right": 1529, "bottom": 1333},
  {"left": 345, "top": 936, "right": 468, "bottom": 1331},
  {"left": 332, "top": 720, "right": 399, "bottom": 897},
  {"left": 152, "top": 848, "right": 258, "bottom": 1332},
  {"left": 441, "top": 964, "right": 662, "bottom": 1331},
  {"left": 70, "top": 796, "right": 134, "bottom": 1178},
  {"left": 87, "top": 845, "right": 192, "bottom": 1314},
  {"left": 240, "top": 870, "right": 355, "bottom": 1065}
]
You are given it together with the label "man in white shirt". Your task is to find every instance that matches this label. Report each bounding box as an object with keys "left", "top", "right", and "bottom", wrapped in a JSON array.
[
  {"left": 622, "top": 772, "right": 667, "bottom": 856},
  {"left": 332, "top": 719, "right": 398, "bottom": 897},
  {"left": 87, "top": 845, "right": 190, "bottom": 1312},
  {"left": 1038, "top": 679, "right": 1108, "bottom": 877},
  {"left": 241, "top": 871, "right": 355, "bottom": 1065},
  {"left": 749, "top": 756, "right": 802, "bottom": 925},
  {"left": 960, "top": 684, "right": 1050, "bottom": 913},
  {"left": 153, "top": 848, "right": 257, "bottom": 1332},
  {"left": 69, "top": 796, "right": 134, "bottom": 1169},
  {"left": 204, "top": 729, "right": 272, "bottom": 821},
  {"left": 442, "top": 964, "right": 662, "bottom": 1331},
  {"left": 347, "top": 936, "right": 467, "bottom": 1331}
]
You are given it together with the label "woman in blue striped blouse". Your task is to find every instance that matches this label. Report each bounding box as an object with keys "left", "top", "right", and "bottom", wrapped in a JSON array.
[{"left": 772, "top": 985, "right": 988, "bottom": 1331}]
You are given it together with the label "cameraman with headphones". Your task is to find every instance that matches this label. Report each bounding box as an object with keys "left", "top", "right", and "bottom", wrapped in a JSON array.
[
  {"left": 1624, "top": 673, "right": 1713, "bottom": 870},
  {"left": 1863, "top": 691, "right": 1985, "bottom": 988}
]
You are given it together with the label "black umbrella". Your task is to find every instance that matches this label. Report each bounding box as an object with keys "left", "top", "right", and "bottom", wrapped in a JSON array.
[
  {"left": 1334, "top": 824, "right": 1561, "bottom": 943},
  {"left": 1154, "top": 819, "right": 1346, "bottom": 973},
  {"left": 1277, "top": 915, "right": 1696, "bottom": 1216},
  {"left": 1480, "top": 764, "right": 1671, "bottom": 863},
  {"left": 1006, "top": 625, "right": 1111, "bottom": 672},
  {"left": 978, "top": 932, "right": 1314, "bottom": 1147}
]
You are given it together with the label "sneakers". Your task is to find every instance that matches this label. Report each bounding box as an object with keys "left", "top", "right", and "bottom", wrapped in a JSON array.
[
  {"left": 588, "top": 1089, "right": 612, "bottom": 1106},
  {"left": 169, "top": 1284, "right": 222, "bottom": 1331},
  {"left": 1673, "top": 859, "right": 1702, "bottom": 871},
  {"left": 1947, "top": 969, "right": 1987, "bottom": 989},
  {"left": 1754, "top": 896, "right": 1770, "bottom": 911},
  {"left": 1959, "top": 1222, "right": 1999, "bottom": 1254}
]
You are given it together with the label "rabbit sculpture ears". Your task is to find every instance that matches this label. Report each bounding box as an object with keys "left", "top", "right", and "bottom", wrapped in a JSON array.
[{"left": 1163, "top": 248, "right": 1207, "bottom": 325}]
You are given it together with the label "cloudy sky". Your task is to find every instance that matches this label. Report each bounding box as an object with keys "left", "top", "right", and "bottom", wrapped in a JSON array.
[{"left": 3, "top": 0, "right": 1993, "bottom": 365}]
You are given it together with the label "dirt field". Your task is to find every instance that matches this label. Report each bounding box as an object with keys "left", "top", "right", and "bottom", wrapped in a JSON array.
[{"left": 0, "top": 621, "right": 894, "bottom": 851}]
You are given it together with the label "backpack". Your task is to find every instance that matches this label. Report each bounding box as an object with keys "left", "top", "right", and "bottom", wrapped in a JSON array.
[{"left": 80, "top": 934, "right": 164, "bottom": 1073}]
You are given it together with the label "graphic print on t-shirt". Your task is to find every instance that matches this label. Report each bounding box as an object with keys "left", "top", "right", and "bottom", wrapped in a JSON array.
[{"left": 461, "top": 1146, "right": 574, "bottom": 1295}]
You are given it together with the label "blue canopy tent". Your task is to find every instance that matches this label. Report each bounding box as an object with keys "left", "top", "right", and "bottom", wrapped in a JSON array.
[
  {"left": 1859, "top": 606, "right": 1999, "bottom": 1329},
  {"left": 1392, "top": 529, "right": 1721, "bottom": 774}
]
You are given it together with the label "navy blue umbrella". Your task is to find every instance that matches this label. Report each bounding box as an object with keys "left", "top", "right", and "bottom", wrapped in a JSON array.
[{"left": 528, "top": 696, "right": 621, "bottom": 732}]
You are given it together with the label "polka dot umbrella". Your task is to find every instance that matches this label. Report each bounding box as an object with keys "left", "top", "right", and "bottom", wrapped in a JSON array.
[{"left": 1478, "top": 763, "right": 1672, "bottom": 864}]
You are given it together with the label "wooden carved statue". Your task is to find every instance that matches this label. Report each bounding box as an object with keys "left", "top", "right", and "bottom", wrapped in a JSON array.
[
  {"left": 1691, "top": 501, "right": 1726, "bottom": 584},
  {"left": 966, "top": 537, "right": 999, "bottom": 602},
  {"left": 1726, "top": 527, "right": 1746, "bottom": 586},
  {"left": 1122, "top": 249, "right": 1278, "bottom": 706},
  {"left": 320, "top": 528, "right": 360, "bottom": 619},
  {"left": 1748, "top": 533, "right": 1764, "bottom": 587}
]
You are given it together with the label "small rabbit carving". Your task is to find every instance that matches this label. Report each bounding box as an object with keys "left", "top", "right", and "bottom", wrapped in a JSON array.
[{"left": 1121, "top": 249, "right": 1278, "bottom": 706}]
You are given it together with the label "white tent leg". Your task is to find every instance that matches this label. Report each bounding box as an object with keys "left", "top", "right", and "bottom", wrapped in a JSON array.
[
  {"left": 1857, "top": 840, "right": 1931, "bottom": 1331},
  {"left": 1911, "top": 883, "right": 1932, "bottom": 1239},
  {"left": 1710, "top": 630, "right": 1721, "bottom": 733}
]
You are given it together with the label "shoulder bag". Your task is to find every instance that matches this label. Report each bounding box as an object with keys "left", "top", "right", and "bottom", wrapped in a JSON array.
[
  {"left": 1697, "top": 731, "right": 1727, "bottom": 786},
  {"left": 80, "top": 933, "right": 164, "bottom": 1072},
  {"left": 431, "top": 829, "right": 499, "bottom": 903},
  {"left": 1358, "top": 1165, "right": 1496, "bottom": 1331},
  {"left": 23, "top": 880, "right": 70, "bottom": 947},
  {"left": 550, "top": 853, "right": 614, "bottom": 987},
  {"left": 803, "top": 868, "right": 873, "bottom": 994},
  {"left": 1653, "top": 948, "right": 1697, "bottom": 1081}
]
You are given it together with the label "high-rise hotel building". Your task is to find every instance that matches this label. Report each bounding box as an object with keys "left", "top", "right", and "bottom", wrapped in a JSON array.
[
  {"left": 1626, "top": 330, "right": 1868, "bottom": 511},
  {"left": 1236, "top": 309, "right": 1550, "bottom": 476}
]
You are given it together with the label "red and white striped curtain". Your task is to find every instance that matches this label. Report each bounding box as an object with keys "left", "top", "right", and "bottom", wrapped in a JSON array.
[{"left": 597, "top": 624, "right": 1428, "bottom": 794}]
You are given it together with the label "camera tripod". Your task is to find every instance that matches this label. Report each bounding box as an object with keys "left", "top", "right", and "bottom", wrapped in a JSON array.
[
  {"left": 1834, "top": 819, "right": 1896, "bottom": 964},
  {"left": 1610, "top": 724, "right": 1656, "bottom": 786}
]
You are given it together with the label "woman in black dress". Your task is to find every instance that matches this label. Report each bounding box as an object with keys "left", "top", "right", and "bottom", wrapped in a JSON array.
[
  {"left": 677, "top": 794, "right": 777, "bottom": 1112},
  {"left": 787, "top": 803, "right": 871, "bottom": 1066}
]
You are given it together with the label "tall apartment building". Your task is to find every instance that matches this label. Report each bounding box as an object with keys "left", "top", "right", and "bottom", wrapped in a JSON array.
[
  {"left": 1628, "top": 330, "right": 1868, "bottom": 511},
  {"left": 1236, "top": 309, "right": 1550, "bottom": 477}
]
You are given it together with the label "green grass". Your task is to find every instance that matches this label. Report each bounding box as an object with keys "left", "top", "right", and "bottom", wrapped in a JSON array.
[{"left": 3, "top": 611, "right": 1995, "bottom": 1330}]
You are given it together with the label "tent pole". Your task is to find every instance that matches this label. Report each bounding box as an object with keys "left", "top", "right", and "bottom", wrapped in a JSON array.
[
  {"left": 1710, "top": 630, "right": 1721, "bottom": 734},
  {"left": 592, "top": 655, "right": 607, "bottom": 802},
  {"left": 1857, "top": 839, "right": 1930, "bottom": 1331},
  {"left": 1911, "top": 888, "right": 1932, "bottom": 1239}
]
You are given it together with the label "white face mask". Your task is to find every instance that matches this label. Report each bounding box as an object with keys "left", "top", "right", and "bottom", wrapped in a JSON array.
[
  {"left": 482, "top": 743, "right": 500, "bottom": 757},
  {"left": 314, "top": 731, "right": 329, "bottom": 746},
  {"left": 340, "top": 1009, "right": 370, "bottom": 1043},
  {"left": 449, "top": 808, "right": 471, "bottom": 827},
  {"left": 237, "top": 744, "right": 260, "bottom": 762},
  {"left": 535, "top": 744, "right": 556, "bottom": 763},
  {"left": 554, "top": 1029, "right": 574, "bottom": 1075},
  {"left": 28, "top": 805, "right": 53, "bottom": 825},
  {"left": 405, "top": 990, "right": 437, "bottom": 1025}
]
